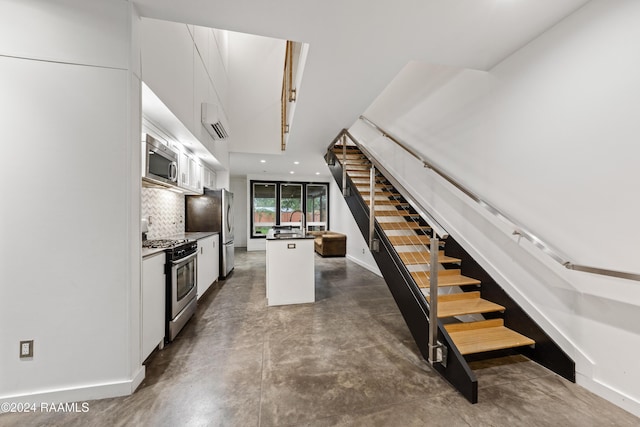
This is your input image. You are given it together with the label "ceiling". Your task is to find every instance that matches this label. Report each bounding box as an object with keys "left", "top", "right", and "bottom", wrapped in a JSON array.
[{"left": 133, "top": 0, "right": 591, "bottom": 178}]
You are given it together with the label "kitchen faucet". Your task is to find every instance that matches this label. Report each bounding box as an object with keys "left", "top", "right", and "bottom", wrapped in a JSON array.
[{"left": 289, "top": 210, "right": 306, "bottom": 233}]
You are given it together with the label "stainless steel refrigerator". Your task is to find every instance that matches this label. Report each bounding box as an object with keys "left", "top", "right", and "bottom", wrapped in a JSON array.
[{"left": 185, "top": 189, "right": 235, "bottom": 278}]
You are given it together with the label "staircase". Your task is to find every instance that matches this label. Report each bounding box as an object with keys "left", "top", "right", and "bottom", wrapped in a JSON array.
[{"left": 326, "top": 138, "right": 574, "bottom": 403}]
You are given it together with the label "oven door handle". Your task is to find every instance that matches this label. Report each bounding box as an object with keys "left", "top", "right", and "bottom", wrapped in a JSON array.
[{"left": 170, "top": 251, "right": 198, "bottom": 265}]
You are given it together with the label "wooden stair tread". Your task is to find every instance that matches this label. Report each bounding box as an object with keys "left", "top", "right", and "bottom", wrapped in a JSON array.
[
  {"left": 431, "top": 292, "right": 505, "bottom": 317},
  {"left": 347, "top": 172, "right": 380, "bottom": 178},
  {"left": 399, "top": 251, "right": 460, "bottom": 265},
  {"left": 365, "top": 200, "right": 408, "bottom": 207},
  {"left": 375, "top": 211, "right": 418, "bottom": 218},
  {"left": 412, "top": 270, "right": 481, "bottom": 288},
  {"left": 334, "top": 153, "right": 365, "bottom": 160},
  {"left": 388, "top": 235, "right": 436, "bottom": 245},
  {"left": 379, "top": 221, "right": 430, "bottom": 231},
  {"left": 355, "top": 183, "right": 390, "bottom": 189},
  {"left": 332, "top": 147, "right": 361, "bottom": 153},
  {"left": 445, "top": 320, "right": 535, "bottom": 355},
  {"left": 340, "top": 159, "right": 370, "bottom": 165},
  {"left": 352, "top": 179, "right": 389, "bottom": 185},
  {"left": 359, "top": 191, "right": 398, "bottom": 196}
]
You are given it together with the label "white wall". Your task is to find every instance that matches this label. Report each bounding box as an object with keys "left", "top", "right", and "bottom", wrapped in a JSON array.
[
  {"left": 228, "top": 33, "right": 286, "bottom": 154},
  {"left": 230, "top": 177, "right": 248, "bottom": 247},
  {"left": 0, "top": 1, "right": 143, "bottom": 403},
  {"left": 354, "top": 0, "right": 640, "bottom": 416},
  {"left": 329, "top": 180, "right": 381, "bottom": 275}
]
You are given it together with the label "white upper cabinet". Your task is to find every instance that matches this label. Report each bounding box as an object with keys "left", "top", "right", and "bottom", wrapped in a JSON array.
[
  {"left": 202, "top": 166, "right": 216, "bottom": 190},
  {"left": 141, "top": 19, "right": 195, "bottom": 132},
  {"left": 190, "top": 157, "right": 202, "bottom": 193},
  {"left": 179, "top": 148, "right": 191, "bottom": 189},
  {"left": 177, "top": 144, "right": 203, "bottom": 195}
]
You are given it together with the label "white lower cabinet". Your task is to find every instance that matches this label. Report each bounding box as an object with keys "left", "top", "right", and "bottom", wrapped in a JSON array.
[
  {"left": 266, "top": 237, "right": 315, "bottom": 306},
  {"left": 142, "top": 252, "right": 166, "bottom": 362},
  {"left": 197, "top": 234, "right": 219, "bottom": 299}
]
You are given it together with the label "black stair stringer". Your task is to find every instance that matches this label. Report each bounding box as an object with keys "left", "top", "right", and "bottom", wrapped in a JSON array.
[
  {"left": 443, "top": 238, "right": 576, "bottom": 382},
  {"left": 326, "top": 149, "right": 479, "bottom": 403}
]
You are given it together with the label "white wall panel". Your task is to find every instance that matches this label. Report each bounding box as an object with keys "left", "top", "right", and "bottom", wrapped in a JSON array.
[
  {"left": 0, "top": 0, "right": 129, "bottom": 69},
  {"left": 0, "top": 56, "right": 130, "bottom": 398}
]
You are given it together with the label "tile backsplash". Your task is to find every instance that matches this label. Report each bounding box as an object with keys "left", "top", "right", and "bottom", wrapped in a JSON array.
[{"left": 141, "top": 187, "right": 185, "bottom": 239}]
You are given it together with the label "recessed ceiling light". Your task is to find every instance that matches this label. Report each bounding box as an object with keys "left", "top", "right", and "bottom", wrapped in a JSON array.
[
  {"left": 315, "top": 172, "right": 320, "bottom": 175},
  {"left": 294, "top": 161, "right": 300, "bottom": 165},
  {"left": 260, "top": 159, "right": 266, "bottom": 163},
  {"left": 289, "top": 171, "right": 295, "bottom": 174}
]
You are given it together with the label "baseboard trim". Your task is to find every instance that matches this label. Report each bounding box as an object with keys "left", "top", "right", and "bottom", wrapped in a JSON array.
[
  {"left": 346, "top": 254, "right": 382, "bottom": 277},
  {"left": 577, "top": 373, "right": 640, "bottom": 418},
  {"left": 0, "top": 367, "right": 146, "bottom": 405},
  {"left": 130, "top": 365, "right": 146, "bottom": 393}
]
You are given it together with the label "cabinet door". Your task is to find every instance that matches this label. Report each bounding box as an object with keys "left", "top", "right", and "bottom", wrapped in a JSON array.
[
  {"left": 194, "top": 162, "right": 202, "bottom": 192},
  {"left": 188, "top": 157, "right": 202, "bottom": 193},
  {"left": 142, "top": 253, "right": 166, "bottom": 361},
  {"left": 203, "top": 166, "right": 216, "bottom": 189},
  {"left": 180, "top": 149, "right": 190, "bottom": 188},
  {"left": 197, "top": 235, "right": 217, "bottom": 299},
  {"left": 212, "top": 234, "right": 220, "bottom": 283}
]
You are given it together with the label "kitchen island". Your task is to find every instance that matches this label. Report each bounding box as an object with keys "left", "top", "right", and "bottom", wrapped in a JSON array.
[{"left": 265, "top": 229, "right": 315, "bottom": 306}]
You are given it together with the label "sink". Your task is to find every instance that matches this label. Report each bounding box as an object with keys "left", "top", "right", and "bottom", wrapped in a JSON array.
[{"left": 273, "top": 232, "right": 302, "bottom": 239}]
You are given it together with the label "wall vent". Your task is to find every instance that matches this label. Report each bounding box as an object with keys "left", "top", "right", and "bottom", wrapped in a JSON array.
[{"left": 201, "top": 103, "right": 229, "bottom": 140}]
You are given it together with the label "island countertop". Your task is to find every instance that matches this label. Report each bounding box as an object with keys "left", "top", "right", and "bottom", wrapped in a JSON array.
[{"left": 266, "top": 229, "right": 315, "bottom": 240}]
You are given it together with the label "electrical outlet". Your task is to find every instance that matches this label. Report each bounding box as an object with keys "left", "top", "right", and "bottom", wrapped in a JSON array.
[
  {"left": 362, "top": 248, "right": 365, "bottom": 254},
  {"left": 20, "top": 340, "right": 33, "bottom": 358}
]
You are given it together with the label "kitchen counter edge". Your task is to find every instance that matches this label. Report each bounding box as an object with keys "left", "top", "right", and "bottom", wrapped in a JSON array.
[{"left": 142, "top": 232, "right": 219, "bottom": 259}]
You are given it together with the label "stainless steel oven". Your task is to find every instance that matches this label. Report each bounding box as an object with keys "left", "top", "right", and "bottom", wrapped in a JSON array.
[{"left": 165, "top": 241, "right": 198, "bottom": 341}]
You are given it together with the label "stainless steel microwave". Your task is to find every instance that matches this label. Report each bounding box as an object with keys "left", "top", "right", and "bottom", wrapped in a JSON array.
[{"left": 144, "top": 135, "right": 178, "bottom": 186}]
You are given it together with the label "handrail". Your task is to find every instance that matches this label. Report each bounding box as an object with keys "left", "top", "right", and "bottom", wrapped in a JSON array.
[
  {"left": 339, "top": 129, "right": 449, "bottom": 239},
  {"left": 358, "top": 115, "right": 640, "bottom": 282},
  {"left": 328, "top": 129, "right": 446, "bottom": 365}
]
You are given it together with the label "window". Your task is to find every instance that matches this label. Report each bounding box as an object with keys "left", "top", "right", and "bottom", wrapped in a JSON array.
[
  {"left": 280, "top": 184, "right": 303, "bottom": 228},
  {"left": 252, "top": 183, "right": 276, "bottom": 236},
  {"left": 250, "top": 180, "right": 329, "bottom": 238},
  {"left": 306, "top": 184, "right": 328, "bottom": 231}
]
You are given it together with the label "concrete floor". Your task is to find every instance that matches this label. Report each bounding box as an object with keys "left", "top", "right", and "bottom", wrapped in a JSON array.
[{"left": 1, "top": 249, "right": 638, "bottom": 426}]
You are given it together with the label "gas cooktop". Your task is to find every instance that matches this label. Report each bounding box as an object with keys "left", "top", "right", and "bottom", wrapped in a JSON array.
[{"left": 142, "top": 239, "right": 190, "bottom": 249}]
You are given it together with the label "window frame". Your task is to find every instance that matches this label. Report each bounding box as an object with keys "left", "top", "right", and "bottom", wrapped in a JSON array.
[
  {"left": 251, "top": 182, "right": 278, "bottom": 238},
  {"left": 250, "top": 179, "right": 330, "bottom": 239}
]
